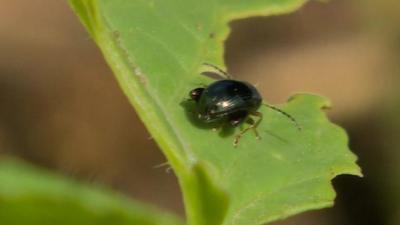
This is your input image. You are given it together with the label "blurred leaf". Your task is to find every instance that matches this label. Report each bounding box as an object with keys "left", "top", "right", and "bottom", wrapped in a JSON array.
[
  {"left": 69, "top": 1, "right": 361, "bottom": 225},
  {"left": 0, "top": 159, "right": 183, "bottom": 225}
]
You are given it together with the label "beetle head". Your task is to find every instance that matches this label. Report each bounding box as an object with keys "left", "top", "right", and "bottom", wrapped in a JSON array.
[{"left": 189, "top": 88, "right": 205, "bottom": 102}]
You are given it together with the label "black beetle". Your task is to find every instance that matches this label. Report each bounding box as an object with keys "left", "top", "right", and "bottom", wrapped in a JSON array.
[{"left": 188, "top": 63, "right": 301, "bottom": 147}]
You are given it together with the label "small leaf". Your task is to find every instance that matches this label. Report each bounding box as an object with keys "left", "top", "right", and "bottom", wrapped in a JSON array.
[
  {"left": 0, "top": 159, "right": 183, "bottom": 225},
  {"left": 69, "top": 1, "right": 362, "bottom": 225}
]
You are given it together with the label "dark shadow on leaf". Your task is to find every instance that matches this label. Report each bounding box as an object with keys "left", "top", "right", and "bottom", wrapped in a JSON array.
[{"left": 263, "top": 129, "right": 290, "bottom": 144}]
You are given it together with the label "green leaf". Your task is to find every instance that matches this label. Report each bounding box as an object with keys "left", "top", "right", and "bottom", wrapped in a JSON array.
[
  {"left": 69, "top": 1, "right": 362, "bottom": 225},
  {"left": 0, "top": 159, "right": 183, "bottom": 225}
]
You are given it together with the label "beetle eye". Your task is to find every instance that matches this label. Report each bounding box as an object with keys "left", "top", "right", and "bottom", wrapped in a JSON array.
[{"left": 189, "top": 88, "right": 204, "bottom": 102}]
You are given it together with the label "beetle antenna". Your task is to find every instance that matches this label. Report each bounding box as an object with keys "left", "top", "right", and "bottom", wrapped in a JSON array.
[
  {"left": 203, "top": 63, "right": 232, "bottom": 79},
  {"left": 263, "top": 103, "right": 302, "bottom": 131}
]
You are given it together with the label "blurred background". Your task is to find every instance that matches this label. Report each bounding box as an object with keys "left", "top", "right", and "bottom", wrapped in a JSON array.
[{"left": 0, "top": 0, "right": 399, "bottom": 224}]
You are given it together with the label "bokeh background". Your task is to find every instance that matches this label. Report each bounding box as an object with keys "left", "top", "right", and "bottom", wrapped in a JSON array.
[{"left": 0, "top": 0, "right": 399, "bottom": 224}]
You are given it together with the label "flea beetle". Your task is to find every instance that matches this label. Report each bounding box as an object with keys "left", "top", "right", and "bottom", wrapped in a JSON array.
[{"left": 188, "top": 63, "right": 301, "bottom": 147}]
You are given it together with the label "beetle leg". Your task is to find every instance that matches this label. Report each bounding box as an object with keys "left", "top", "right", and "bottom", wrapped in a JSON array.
[
  {"left": 233, "top": 112, "right": 263, "bottom": 147},
  {"left": 245, "top": 117, "right": 260, "bottom": 139},
  {"left": 251, "top": 111, "right": 263, "bottom": 138}
]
